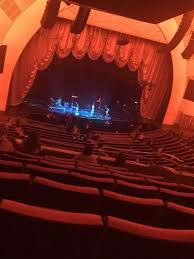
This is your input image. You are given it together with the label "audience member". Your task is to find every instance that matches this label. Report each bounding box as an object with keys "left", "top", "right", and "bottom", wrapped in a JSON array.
[
  {"left": 15, "top": 118, "right": 25, "bottom": 138},
  {"left": 22, "top": 132, "right": 41, "bottom": 154},
  {"left": 157, "top": 146, "right": 164, "bottom": 153},
  {"left": 114, "top": 152, "right": 127, "bottom": 167},
  {"left": 4, "top": 117, "right": 12, "bottom": 133},
  {"left": 0, "top": 126, "right": 15, "bottom": 153},
  {"left": 72, "top": 124, "right": 79, "bottom": 140},
  {"left": 89, "top": 132, "right": 101, "bottom": 147},
  {"left": 97, "top": 140, "right": 107, "bottom": 159},
  {"left": 129, "top": 124, "right": 143, "bottom": 142},
  {"left": 74, "top": 144, "right": 97, "bottom": 164}
]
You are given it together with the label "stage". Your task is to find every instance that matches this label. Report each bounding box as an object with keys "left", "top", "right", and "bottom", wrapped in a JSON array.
[
  {"left": 48, "top": 97, "right": 111, "bottom": 122},
  {"left": 17, "top": 97, "right": 141, "bottom": 132}
]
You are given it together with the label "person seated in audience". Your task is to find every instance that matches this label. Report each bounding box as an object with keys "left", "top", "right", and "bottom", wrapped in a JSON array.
[
  {"left": 114, "top": 152, "right": 127, "bottom": 168},
  {"left": 74, "top": 144, "right": 97, "bottom": 164},
  {"left": 0, "top": 126, "right": 15, "bottom": 153},
  {"left": 157, "top": 146, "right": 164, "bottom": 153},
  {"left": 72, "top": 124, "right": 80, "bottom": 140},
  {"left": 136, "top": 132, "right": 145, "bottom": 141},
  {"left": 97, "top": 140, "right": 107, "bottom": 159},
  {"left": 46, "top": 112, "right": 55, "bottom": 120},
  {"left": 129, "top": 124, "right": 142, "bottom": 143},
  {"left": 4, "top": 117, "right": 12, "bottom": 133},
  {"left": 22, "top": 132, "right": 41, "bottom": 154},
  {"left": 88, "top": 132, "right": 101, "bottom": 147},
  {"left": 146, "top": 137, "right": 156, "bottom": 149},
  {"left": 15, "top": 118, "right": 25, "bottom": 138}
]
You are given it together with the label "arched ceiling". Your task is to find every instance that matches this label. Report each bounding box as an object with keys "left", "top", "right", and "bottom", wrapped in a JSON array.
[
  {"left": 67, "top": 0, "right": 194, "bottom": 23},
  {"left": 1, "top": 0, "right": 193, "bottom": 45},
  {"left": 0, "top": 0, "right": 36, "bottom": 42}
]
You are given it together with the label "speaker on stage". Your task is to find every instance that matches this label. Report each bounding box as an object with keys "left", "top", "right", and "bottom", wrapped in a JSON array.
[
  {"left": 41, "top": 0, "right": 61, "bottom": 28},
  {"left": 70, "top": 6, "right": 91, "bottom": 34},
  {"left": 0, "top": 45, "right": 7, "bottom": 74}
]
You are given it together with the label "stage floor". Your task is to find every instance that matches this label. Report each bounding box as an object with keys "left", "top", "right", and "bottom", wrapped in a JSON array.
[
  {"left": 48, "top": 106, "right": 111, "bottom": 121},
  {"left": 17, "top": 98, "right": 141, "bottom": 132}
]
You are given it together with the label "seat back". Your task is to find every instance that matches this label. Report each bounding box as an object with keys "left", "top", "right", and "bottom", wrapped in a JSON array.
[{"left": 0, "top": 199, "right": 104, "bottom": 259}]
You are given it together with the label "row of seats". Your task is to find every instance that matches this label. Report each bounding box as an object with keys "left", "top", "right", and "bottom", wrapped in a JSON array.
[
  {"left": 1, "top": 150, "right": 194, "bottom": 193},
  {"left": 9, "top": 120, "right": 194, "bottom": 168},
  {"left": 1, "top": 169, "right": 194, "bottom": 214},
  {"left": 1, "top": 198, "right": 194, "bottom": 259}
]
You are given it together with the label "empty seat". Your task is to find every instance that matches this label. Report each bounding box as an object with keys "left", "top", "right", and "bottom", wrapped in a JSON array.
[
  {"left": 0, "top": 173, "right": 31, "bottom": 203},
  {"left": 31, "top": 176, "right": 101, "bottom": 214},
  {"left": 40, "top": 159, "right": 75, "bottom": 170},
  {"left": 26, "top": 164, "right": 70, "bottom": 182},
  {"left": 115, "top": 179, "right": 159, "bottom": 198},
  {"left": 68, "top": 172, "right": 115, "bottom": 190},
  {"left": 76, "top": 165, "right": 111, "bottom": 178},
  {"left": 102, "top": 190, "right": 194, "bottom": 229},
  {"left": 112, "top": 173, "right": 146, "bottom": 184},
  {"left": 100, "top": 216, "right": 194, "bottom": 259},
  {"left": 0, "top": 199, "right": 104, "bottom": 259},
  {"left": 147, "top": 178, "right": 178, "bottom": 190},
  {"left": 0, "top": 159, "right": 23, "bottom": 172},
  {"left": 102, "top": 190, "right": 164, "bottom": 227},
  {"left": 160, "top": 188, "right": 194, "bottom": 208}
]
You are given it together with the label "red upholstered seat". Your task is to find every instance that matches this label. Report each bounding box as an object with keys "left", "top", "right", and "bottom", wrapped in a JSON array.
[
  {"left": 115, "top": 179, "right": 159, "bottom": 198},
  {"left": 31, "top": 176, "right": 101, "bottom": 214},
  {"left": 76, "top": 165, "right": 112, "bottom": 178},
  {"left": 26, "top": 164, "right": 70, "bottom": 182},
  {"left": 0, "top": 158, "right": 23, "bottom": 172},
  {"left": 100, "top": 216, "right": 194, "bottom": 259},
  {"left": 69, "top": 172, "right": 115, "bottom": 190},
  {"left": 179, "top": 183, "right": 194, "bottom": 193},
  {"left": 102, "top": 190, "right": 194, "bottom": 229},
  {"left": 135, "top": 172, "right": 164, "bottom": 180},
  {"left": 0, "top": 199, "right": 103, "bottom": 259},
  {"left": 40, "top": 159, "right": 75, "bottom": 170},
  {"left": 160, "top": 187, "right": 194, "bottom": 208},
  {"left": 147, "top": 178, "right": 179, "bottom": 190},
  {"left": 0, "top": 173, "right": 31, "bottom": 203},
  {"left": 112, "top": 172, "right": 146, "bottom": 184}
]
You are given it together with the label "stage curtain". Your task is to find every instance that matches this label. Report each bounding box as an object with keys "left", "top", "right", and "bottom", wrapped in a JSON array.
[{"left": 8, "top": 19, "right": 172, "bottom": 121}]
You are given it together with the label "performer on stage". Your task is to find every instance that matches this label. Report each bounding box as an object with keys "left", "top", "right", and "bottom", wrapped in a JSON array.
[
  {"left": 55, "top": 98, "right": 63, "bottom": 108},
  {"left": 96, "top": 97, "right": 102, "bottom": 112},
  {"left": 71, "top": 94, "right": 78, "bottom": 108},
  {"left": 105, "top": 105, "right": 110, "bottom": 119},
  {"left": 74, "top": 102, "right": 79, "bottom": 116},
  {"left": 63, "top": 101, "right": 69, "bottom": 112},
  {"left": 49, "top": 98, "right": 55, "bottom": 107},
  {"left": 90, "top": 103, "right": 95, "bottom": 117}
]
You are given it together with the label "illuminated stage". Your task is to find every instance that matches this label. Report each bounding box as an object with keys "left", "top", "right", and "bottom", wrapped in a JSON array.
[
  {"left": 17, "top": 96, "right": 142, "bottom": 132},
  {"left": 48, "top": 97, "right": 111, "bottom": 121}
]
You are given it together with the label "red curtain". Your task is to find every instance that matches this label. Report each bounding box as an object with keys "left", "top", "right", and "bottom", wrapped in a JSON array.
[{"left": 9, "top": 19, "right": 172, "bottom": 120}]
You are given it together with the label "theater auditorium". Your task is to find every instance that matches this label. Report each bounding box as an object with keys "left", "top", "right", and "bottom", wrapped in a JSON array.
[{"left": 1, "top": 0, "right": 194, "bottom": 258}]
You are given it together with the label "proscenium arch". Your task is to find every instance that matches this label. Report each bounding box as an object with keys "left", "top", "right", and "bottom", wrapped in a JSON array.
[{"left": 0, "top": 0, "right": 187, "bottom": 125}]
